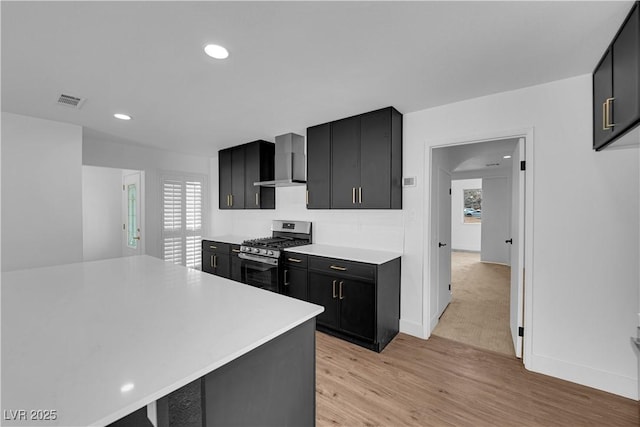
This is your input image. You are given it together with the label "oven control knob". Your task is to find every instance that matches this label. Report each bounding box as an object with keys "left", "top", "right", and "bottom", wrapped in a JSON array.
[
  {"left": 252, "top": 248, "right": 259, "bottom": 253},
  {"left": 267, "top": 250, "right": 274, "bottom": 256}
]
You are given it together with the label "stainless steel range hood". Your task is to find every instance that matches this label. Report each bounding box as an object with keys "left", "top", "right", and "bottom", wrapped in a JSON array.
[{"left": 254, "top": 133, "right": 306, "bottom": 187}]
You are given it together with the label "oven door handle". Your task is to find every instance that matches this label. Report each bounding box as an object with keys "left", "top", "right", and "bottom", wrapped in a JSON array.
[{"left": 238, "top": 252, "right": 279, "bottom": 266}]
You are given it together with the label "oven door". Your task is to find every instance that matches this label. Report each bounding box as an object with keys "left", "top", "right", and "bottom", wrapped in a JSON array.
[{"left": 238, "top": 253, "right": 280, "bottom": 293}]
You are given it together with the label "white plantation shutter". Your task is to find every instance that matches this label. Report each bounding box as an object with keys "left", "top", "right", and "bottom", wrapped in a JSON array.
[{"left": 161, "top": 174, "right": 206, "bottom": 269}]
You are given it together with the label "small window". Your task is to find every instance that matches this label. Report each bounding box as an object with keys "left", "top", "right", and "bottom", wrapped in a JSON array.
[
  {"left": 127, "top": 183, "right": 138, "bottom": 248},
  {"left": 463, "top": 188, "right": 482, "bottom": 223}
]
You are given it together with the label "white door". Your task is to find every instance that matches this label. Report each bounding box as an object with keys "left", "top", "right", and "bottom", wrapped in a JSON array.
[
  {"left": 437, "top": 167, "right": 452, "bottom": 318},
  {"left": 509, "top": 138, "right": 525, "bottom": 358},
  {"left": 480, "top": 176, "right": 510, "bottom": 264},
  {"left": 122, "top": 172, "right": 143, "bottom": 256}
]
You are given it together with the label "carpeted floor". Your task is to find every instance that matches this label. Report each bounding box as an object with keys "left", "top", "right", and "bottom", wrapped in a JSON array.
[{"left": 432, "top": 251, "right": 515, "bottom": 356}]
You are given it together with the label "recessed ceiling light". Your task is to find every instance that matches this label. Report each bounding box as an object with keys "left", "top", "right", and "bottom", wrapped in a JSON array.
[
  {"left": 204, "top": 44, "right": 229, "bottom": 59},
  {"left": 120, "top": 383, "right": 134, "bottom": 393},
  {"left": 114, "top": 113, "right": 131, "bottom": 120},
  {"left": 503, "top": 155, "right": 512, "bottom": 159}
]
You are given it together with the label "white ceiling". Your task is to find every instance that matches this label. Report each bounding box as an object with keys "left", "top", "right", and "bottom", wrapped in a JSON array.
[{"left": 1, "top": 1, "right": 633, "bottom": 157}]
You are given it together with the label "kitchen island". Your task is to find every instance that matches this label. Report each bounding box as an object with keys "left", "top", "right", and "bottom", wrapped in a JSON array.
[{"left": 1, "top": 255, "right": 323, "bottom": 426}]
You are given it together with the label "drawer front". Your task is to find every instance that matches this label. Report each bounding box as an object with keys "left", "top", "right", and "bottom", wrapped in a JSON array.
[
  {"left": 308, "top": 256, "right": 375, "bottom": 281},
  {"left": 230, "top": 244, "right": 242, "bottom": 255},
  {"left": 284, "top": 253, "right": 308, "bottom": 269},
  {"left": 202, "top": 240, "right": 230, "bottom": 254}
]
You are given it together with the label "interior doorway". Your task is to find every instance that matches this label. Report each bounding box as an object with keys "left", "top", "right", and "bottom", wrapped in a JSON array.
[
  {"left": 428, "top": 135, "right": 527, "bottom": 359},
  {"left": 82, "top": 166, "right": 145, "bottom": 261}
]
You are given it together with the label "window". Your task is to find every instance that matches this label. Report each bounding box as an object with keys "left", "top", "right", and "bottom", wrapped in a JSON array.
[
  {"left": 463, "top": 188, "right": 482, "bottom": 223},
  {"left": 161, "top": 173, "right": 206, "bottom": 269},
  {"left": 127, "top": 183, "right": 138, "bottom": 248}
]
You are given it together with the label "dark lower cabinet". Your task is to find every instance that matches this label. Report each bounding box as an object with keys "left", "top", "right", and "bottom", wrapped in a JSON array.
[
  {"left": 230, "top": 246, "right": 242, "bottom": 282},
  {"left": 593, "top": 1, "right": 640, "bottom": 150},
  {"left": 338, "top": 277, "right": 375, "bottom": 341},
  {"left": 308, "top": 273, "right": 339, "bottom": 327},
  {"left": 202, "top": 241, "right": 230, "bottom": 278},
  {"left": 306, "top": 254, "right": 400, "bottom": 352},
  {"left": 283, "top": 254, "right": 308, "bottom": 300}
]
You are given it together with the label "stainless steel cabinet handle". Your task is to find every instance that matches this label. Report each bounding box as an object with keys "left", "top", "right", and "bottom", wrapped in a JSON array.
[
  {"left": 330, "top": 265, "right": 347, "bottom": 271},
  {"left": 232, "top": 249, "right": 240, "bottom": 253},
  {"left": 352, "top": 187, "right": 356, "bottom": 204},
  {"left": 332, "top": 280, "right": 337, "bottom": 298},
  {"left": 209, "top": 245, "right": 217, "bottom": 250},
  {"left": 306, "top": 190, "right": 309, "bottom": 205},
  {"left": 284, "top": 269, "right": 289, "bottom": 286},
  {"left": 213, "top": 254, "right": 218, "bottom": 268},
  {"left": 210, "top": 254, "right": 214, "bottom": 268},
  {"left": 359, "top": 187, "right": 362, "bottom": 204},
  {"left": 230, "top": 194, "right": 233, "bottom": 206},
  {"left": 339, "top": 281, "right": 344, "bottom": 300},
  {"left": 255, "top": 192, "right": 259, "bottom": 206},
  {"left": 287, "top": 257, "right": 302, "bottom": 263}
]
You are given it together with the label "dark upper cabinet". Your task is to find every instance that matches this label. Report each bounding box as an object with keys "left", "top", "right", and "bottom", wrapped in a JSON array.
[
  {"left": 593, "top": 2, "right": 640, "bottom": 150},
  {"left": 219, "top": 149, "right": 233, "bottom": 209},
  {"left": 244, "top": 141, "right": 275, "bottom": 209},
  {"left": 219, "top": 140, "right": 275, "bottom": 209},
  {"left": 230, "top": 146, "right": 245, "bottom": 208},
  {"left": 306, "top": 106, "right": 402, "bottom": 209},
  {"left": 331, "top": 115, "right": 361, "bottom": 208},
  {"left": 306, "top": 123, "right": 331, "bottom": 209}
]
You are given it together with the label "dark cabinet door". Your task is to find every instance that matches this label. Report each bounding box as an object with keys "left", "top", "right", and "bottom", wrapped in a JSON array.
[
  {"left": 230, "top": 253, "right": 242, "bottom": 282},
  {"left": 308, "top": 273, "right": 338, "bottom": 328},
  {"left": 338, "top": 278, "right": 375, "bottom": 341},
  {"left": 230, "top": 146, "right": 245, "bottom": 209},
  {"left": 202, "top": 251, "right": 230, "bottom": 278},
  {"left": 331, "top": 116, "right": 361, "bottom": 208},
  {"left": 244, "top": 143, "right": 261, "bottom": 209},
  {"left": 284, "top": 267, "right": 307, "bottom": 301},
  {"left": 360, "top": 109, "right": 391, "bottom": 209},
  {"left": 594, "top": 50, "right": 614, "bottom": 150},
  {"left": 244, "top": 141, "right": 275, "bottom": 209},
  {"left": 612, "top": 4, "right": 640, "bottom": 139},
  {"left": 306, "top": 123, "right": 331, "bottom": 209},
  {"left": 219, "top": 148, "right": 233, "bottom": 209}
]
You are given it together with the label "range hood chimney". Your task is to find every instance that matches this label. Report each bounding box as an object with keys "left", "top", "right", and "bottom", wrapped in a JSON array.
[{"left": 254, "top": 133, "right": 306, "bottom": 187}]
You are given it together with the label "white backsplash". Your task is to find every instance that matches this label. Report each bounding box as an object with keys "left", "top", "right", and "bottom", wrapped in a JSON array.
[{"left": 212, "top": 186, "right": 405, "bottom": 253}]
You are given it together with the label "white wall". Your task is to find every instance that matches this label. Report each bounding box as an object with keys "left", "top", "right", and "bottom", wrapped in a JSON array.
[
  {"left": 451, "top": 179, "right": 481, "bottom": 252},
  {"left": 83, "top": 130, "right": 210, "bottom": 259},
  {"left": 480, "top": 176, "right": 510, "bottom": 264},
  {"left": 403, "top": 74, "right": 639, "bottom": 399},
  {"left": 1, "top": 112, "right": 83, "bottom": 271},
  {"left": 82, "top": 166, "right": 136, "bottom": 262}
]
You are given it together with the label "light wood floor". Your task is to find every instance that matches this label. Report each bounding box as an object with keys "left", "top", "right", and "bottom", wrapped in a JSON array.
[
  {"left": 432, "top": 251, "right": 514, "bottom": 356},
  {"left": 316, "top": 332, "right": 639, "bottom": 426}
]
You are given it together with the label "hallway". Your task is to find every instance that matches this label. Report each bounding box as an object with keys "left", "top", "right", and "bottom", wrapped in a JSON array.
[{"left": 432, "top": 251, "right": 515, "bottom": 356}]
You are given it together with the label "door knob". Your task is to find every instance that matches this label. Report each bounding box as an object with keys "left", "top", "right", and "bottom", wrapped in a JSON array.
[
  {"left": 438, "top": 242, "right": 447, "bottom": 248},
  {"left": 505, "top": 238, "right": 513, "bottom": 244}
]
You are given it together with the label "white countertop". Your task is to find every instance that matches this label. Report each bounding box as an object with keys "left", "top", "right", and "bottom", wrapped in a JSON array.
[
  {"left": 1, "top": 256, "right": 323, "bottom": 426},
  {"left": 201, "top": 234, "right": 249, "bottom": 245},
  {"left": 286, "top": 244, "right": 402, "bottom": 265}
]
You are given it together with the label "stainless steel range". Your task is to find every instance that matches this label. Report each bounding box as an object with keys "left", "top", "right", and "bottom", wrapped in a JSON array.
[{"left": 238, "top": 220, "right": 312, "bottom": 293}]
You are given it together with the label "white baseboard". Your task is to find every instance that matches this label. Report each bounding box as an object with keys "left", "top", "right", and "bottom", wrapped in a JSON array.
[
  {"left": 399, "top": 318, "right": 427, "bottom": 339},
  {"left": 528, "top": 353, "right": 638, "bottom": 400}
]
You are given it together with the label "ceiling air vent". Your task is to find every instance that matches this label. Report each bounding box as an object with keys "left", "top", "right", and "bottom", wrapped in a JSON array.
[{"left": 56, "top": 93, "right": 86, "bottom": 109}]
